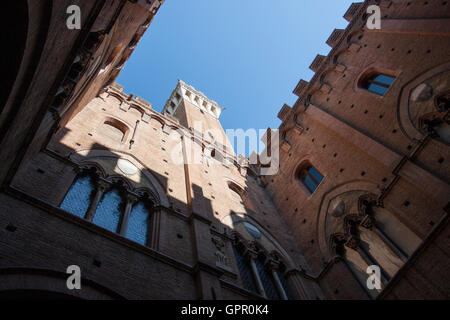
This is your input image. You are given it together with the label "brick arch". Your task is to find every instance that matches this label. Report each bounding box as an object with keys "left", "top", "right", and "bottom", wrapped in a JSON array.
[
  {"left": 289, "top": 154, "right": 319, "bottom": 184},
  {"left": 315, "top": 180, "right": 380, "bottom": 262},
  {"left": 332, "top": 47, "right": 351, "bottom": 65},
  {"left": 128, "top": 104, "right": 145, "bottom": 118},
  {"left": 68, "top": 150, "right": 169, "bottom": 207},
  {"left": 0, "top": 0, "right": 29, "bottom": 112},
  {"left": 78, "top": 161, "right": 107, "bottom": 178},
  {"left": 149, "top": 114, "right": 166, "bottom": 128},
  {"left": 0, "top": 267, "right": 124, "bottom": 300},
  {"left": 318, "top": 67, "right": 337, "bottom": 87},
  {"left": 106, "top": 174, "right": 134, "bottom": 192},
  {"left": 106, "top": 92, "right": 125, "bottom": 105},
  {"left": 134, "top": 187, "right": 158, "bottom": 205},
  {"left": 223, "top": 213, "right": 297, "bottom": 269},
  {"left": 346, "top": 29, "right": 364, "bottom": 44},
  {"left": 0, "top": 0, "right": 52, "bottom": 135}
]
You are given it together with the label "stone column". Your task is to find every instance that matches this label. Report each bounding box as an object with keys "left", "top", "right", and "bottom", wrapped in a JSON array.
[
  {"left": 84, "top": 179, "right": 109, "bottom": 222},
  {"left": 119, "top": 193, "right": 139, "bottom": 236},
  {"left": 267, "top": 260, "right": 288, "bottom": 300},
  {"left": 246, "top": 249, "right": 267, "bottom": 299}
]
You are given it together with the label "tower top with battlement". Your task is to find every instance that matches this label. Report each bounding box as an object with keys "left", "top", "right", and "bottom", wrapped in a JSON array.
[{"left": 162, "top": 79, "right": 224, "bottom": 119}]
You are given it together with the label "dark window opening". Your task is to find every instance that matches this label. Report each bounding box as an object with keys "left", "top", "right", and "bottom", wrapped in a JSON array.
[
  {"left": 297, "top": 164, "right": 324, "bottom": 194},
  {"left": 360, "top": 73, "right": 396, "bottom": 96}
]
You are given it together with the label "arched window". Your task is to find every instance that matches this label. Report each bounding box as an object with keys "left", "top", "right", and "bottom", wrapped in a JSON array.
[
  {"left": 330, "top": 198, "right": 423, "bottom": 298},
  {"left": 60, "top": 168, "right": 156, "bottom": 247},
  {"left": 125, "top": 199, "right": 152, "bottom": 246},
  {"left": 276, "top": 266, "right": 295, "bottom": 300},
  {"left": 60, "top": 174, "right": 95, "bottom": 218},
  {"left": 232, "top": 243, "right": 257, "bottom": 293},
  {"left": 232, "top": 234, "right": 294, "bottom": 300},
  {"left": 296, "top": 163, "right": 324, "bottom": 194},
  {"left": 100, "top": 118, "right": 128, "bottom": 142},
  {"left": 255, "top": 254, "right": 280, "bottom": 300},
  {"left": 359, "top": 72, "right": 396, "bottom": 96},
  {"left": 93, "top": 188, "right": 124, "bottom": 233}
]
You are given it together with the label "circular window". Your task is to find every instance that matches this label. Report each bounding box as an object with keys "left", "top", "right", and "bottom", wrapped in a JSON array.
[
  {"left": 244, "top": 222, "right": 261, "bottom": 239},
  {"left": 117, "top": 158, "right": 138, "bottom": 176}
]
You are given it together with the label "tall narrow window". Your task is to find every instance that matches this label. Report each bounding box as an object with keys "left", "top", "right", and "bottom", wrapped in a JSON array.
[
  {"left": 254, "top": 255, "right": 280, "bottom": 300},
  {"left": 360, "top": 73, "right": 396, "bottom": 96},
  {"left": 93, "top": 189, "right": 123, "bottom": 233},
  {"left": 297, "top": 163, "right": 324, "bottom": 194},
  {"left": 277, "top": 268, "right": 295, "bottom": 300},
  {"left": 232, "top": 245, "right": 257, "bottom": 293},
  {"left": 125, "top": 200, "right": 152, "bottom": 245},
  {"left": 60, "top": 174, "right": 95, "bottom": 218}
]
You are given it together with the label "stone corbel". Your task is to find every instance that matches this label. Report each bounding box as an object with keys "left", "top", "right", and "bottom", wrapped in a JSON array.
[
  {"left": 348, "top": 43, "right": 361, "bottom": 53},
  {"left": 280, "top": 139, "right": 291, "bottom": 153},
  {"left": 293, "top": 122, "right": 304, "bottom": 135},
  {"left": 320, "top": 84, "right": 332, "bottom": 94},
  {"left": 141, "top": 113, "right": 151, "bottom": 123},
  {"left": 162, "top": 124, "right": 171, "bottom": 135},
  {"left": 334, "top": 64, "right": 347, "bottom": 73}
]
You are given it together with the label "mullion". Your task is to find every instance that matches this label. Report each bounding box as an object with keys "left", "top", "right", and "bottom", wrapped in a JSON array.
[
  {"left": 369, "top": 79, "right": 390, "bottom": 88},
  {"left": 305, "top": 171, "right": 320, "bottom": 186}
]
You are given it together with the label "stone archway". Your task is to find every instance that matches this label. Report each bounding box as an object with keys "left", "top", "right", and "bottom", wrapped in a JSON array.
[{"left": 0, "top": 268, "right": 124, "bottom": 300}]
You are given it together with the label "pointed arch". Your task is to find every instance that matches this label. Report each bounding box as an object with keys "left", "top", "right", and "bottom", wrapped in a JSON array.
[{"left": 69, "top": 149, "right": 169, "bottom": 207}]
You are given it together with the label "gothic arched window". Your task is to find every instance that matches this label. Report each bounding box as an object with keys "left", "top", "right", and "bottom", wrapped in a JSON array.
[
  {"left": 296, "top": 162, "right": 324, "bottom": 194},
  {"left": 276, "top": 267, "right": 295, "bottom": 300},
  {"left": 359, "top": 72, "right": 396, "bottom": 96},
  {"left": 330, "top": 198, "right": 423, "bottom": 298},
  {"left": 255, "top": 254, "right": 280, "bottom": 300},
  {"left": 125, "top": 200, "right": 152, "bottom": 246},
  {"left": 93, "top": 188, "right": 124, "bottom": 233},
  {"left": 232, "top": 244, "right": 257, "bottom": 293},
  {"left": 232, "top": 236, "right": 294, "bottom": 300},
  {"left": 60, "top": 174, "right": 95, "bottom": 218}
]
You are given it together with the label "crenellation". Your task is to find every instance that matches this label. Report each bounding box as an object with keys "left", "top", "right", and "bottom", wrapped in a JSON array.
[
  {"left": 344, "top": 2, "right": 364, "bottom": 22},
  {"left": 326, "top": 29, "right": 345, "bottom": 47}
]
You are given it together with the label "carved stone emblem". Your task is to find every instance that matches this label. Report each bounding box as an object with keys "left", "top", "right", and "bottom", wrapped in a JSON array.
[{"left": 212, "top": 236, "right": 228, "bottom": 267}]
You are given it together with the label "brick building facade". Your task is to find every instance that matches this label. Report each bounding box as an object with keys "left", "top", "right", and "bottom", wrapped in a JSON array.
[{"left": 0, "top": 0, "right": 448, "bottom": 299}]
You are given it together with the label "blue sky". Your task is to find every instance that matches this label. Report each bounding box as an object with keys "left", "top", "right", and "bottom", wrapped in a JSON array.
[{"left": 117, "top": 0, "right": 355, "bottom": 154}]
